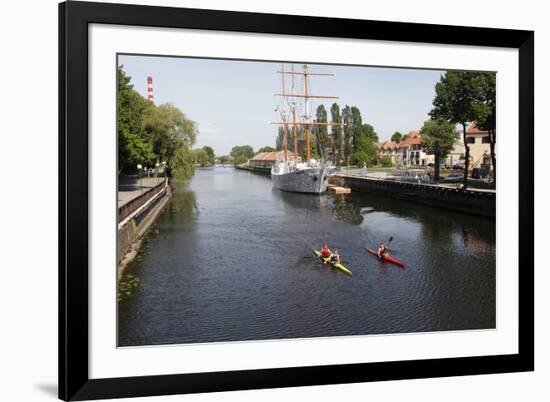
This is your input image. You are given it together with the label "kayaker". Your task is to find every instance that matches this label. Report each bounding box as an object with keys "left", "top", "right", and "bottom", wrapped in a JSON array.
[
  {"left": 377, "top": 242, "right": 389, "bottom": 259},
  {"left": 330, "top": 249, "right": 341, "bottom": 264},
  {"left": 321, "top": 242, "right": 332, "bottom": 263}
]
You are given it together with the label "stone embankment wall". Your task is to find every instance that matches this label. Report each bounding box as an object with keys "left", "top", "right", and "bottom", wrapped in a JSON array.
[
  {"left": 117, "top": 182, "right": 171, "bottom": 278},
  {"left": 333, "top": 175, "right": 495, "bottom": 217}
]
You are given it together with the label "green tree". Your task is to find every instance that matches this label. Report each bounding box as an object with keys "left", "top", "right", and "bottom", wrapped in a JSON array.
[
  {"left": 361, "top": 123, "right": 379, "bottom": 143},
  {"left": 391, "top": 131, "right": 403, "bottom": 143},
  {"left": 202, "top": 145, "right": 215, "bottom": 165},
  {"left": 257, "top": 146, "right": 275, "bottom": 153},
  {"left": 349, "top": 151, "right": 375, "bottom": 167},
  {"left": 144, "top": 103, "right": 197, "bottom": 162},
  {"left": 117, "top": 66, "right": 155, "bottom": 173},
  {"left": 430, "top": 71, "right": 486, "bottom": 188},
  {"left": 275, "top": 127, "right": 284, "bottom": 150},
  {"left": 420, "top": 119, "right": 459, "bottom": 181},
  {"left": 341, "top": 105, "right": 352, "bottom": 162},
  {"left": 472, "top": 72, "right": 496, "bottom": 183},
  {"left": 330, "top": 103, "right": 343, "bottom": 164},
  {"left": 193, "top": 148, "right": 209, "bottom": 167},
  {"left": 350, "top": 106, "right": 363, "bottom": 152},
  {"left": 218, "top": 155, "right": 231, "bottom": 164},
  {"left": 380, "top": 155, "right": 393, "bottom": 167},
  {"left": 313, "top": 105, "right": 329, "bottom": 159},
  {"left": 170, "top": 146, "right": 195, "bottom": 180},
  {"left": 231, "top": 145, "right": 254, "bottom": 164},
  {"left": 143, "top": 103, "right": 198, "bottom": 181}
]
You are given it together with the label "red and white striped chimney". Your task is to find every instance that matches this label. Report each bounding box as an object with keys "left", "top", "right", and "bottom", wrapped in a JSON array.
[{"left": 147, "top": 76, "right": 154, "bottom": 102}]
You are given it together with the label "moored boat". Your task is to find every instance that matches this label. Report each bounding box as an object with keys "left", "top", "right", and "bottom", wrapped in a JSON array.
[{"left": 271, "top": 64, "right": 340, "bottom": 194}]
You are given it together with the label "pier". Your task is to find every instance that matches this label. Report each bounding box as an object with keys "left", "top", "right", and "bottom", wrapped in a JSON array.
[
  {"left": 328, "top": 184, "right": 351, "bottom": 194},
  {"left": 234, "top": 164, "right": 271, "bottom": 175},
  {"left": 331, "top": 172, "right": 495, "bottom": 217}
]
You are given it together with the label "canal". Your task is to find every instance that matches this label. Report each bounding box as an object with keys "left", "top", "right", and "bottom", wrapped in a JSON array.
[{"left": 118, "top": 166, "right": 496, "bottom": 346}]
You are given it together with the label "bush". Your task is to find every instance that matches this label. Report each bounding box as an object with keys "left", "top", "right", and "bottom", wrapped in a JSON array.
[
  {"left": 348, "top": 152, "right": 369, "bottom": 167},
  {"left": 380, "top": 155, "right": 393, "bottom": 167}
]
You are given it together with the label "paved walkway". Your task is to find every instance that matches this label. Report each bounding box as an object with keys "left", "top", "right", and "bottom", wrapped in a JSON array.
[
  {"left": 118, "top": 176, "right": 166, "bottom": 207},
  {"left": 336, "top": 170, "right": 496, "bottom": 194}
]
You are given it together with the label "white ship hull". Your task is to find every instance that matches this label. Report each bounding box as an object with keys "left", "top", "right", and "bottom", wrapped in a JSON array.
[{"left": 271, "top": 164, "right": 332, "bottom": 194}]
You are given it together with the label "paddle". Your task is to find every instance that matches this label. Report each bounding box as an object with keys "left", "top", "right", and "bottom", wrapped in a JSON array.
[{"left": 387, "top": 236, "right": 394, "bottom": 250}]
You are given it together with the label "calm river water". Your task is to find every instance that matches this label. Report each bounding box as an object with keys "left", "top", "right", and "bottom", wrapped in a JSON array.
[{"left": 118, "top": 166, "right": 495, "bottom": 346}]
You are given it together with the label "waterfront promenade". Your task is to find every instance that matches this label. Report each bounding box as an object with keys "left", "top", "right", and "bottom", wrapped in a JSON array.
[
  {"left": 117, "top": 175, "right": 171, "bottom": 272},
  {"left": 118, "top": 176, "right": 166, "bottom": 207}
]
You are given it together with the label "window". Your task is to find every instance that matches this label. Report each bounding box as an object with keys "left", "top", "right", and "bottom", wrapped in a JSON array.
[
  {"left": 482, "top": 136, "right": 491, "bottom": 143},
  {"left": 466, "top": 137, "right": 476, "bottom": 144}
]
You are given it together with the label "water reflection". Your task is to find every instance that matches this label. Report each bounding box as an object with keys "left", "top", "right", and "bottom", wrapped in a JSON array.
[{"left": 118, "top": 167, "right": 495, "bottom": 346}]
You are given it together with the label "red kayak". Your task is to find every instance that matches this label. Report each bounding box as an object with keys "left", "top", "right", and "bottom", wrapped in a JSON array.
[{"left": 367, "top": 249, "right": 405, "bottom": 268}]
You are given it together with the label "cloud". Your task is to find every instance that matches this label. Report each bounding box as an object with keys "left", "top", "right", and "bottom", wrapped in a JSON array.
[{"left": 198, "top": 122, "right": 225, "bottom": 138}]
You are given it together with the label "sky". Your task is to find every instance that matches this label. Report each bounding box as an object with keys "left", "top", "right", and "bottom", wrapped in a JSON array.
[{"left": 119, "top": 54, "right": 445, "bottom": 156}]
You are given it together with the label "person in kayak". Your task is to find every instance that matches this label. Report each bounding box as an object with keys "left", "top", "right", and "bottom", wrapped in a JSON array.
[
  {"left": 321, "top": 242, "right": 332, "bottom": 263},
  {"left": 377, "top": 242, "right": 389, "bottom": 259},
  {"left": 330, "top": 249, "right": 341, "bottom": 264}
]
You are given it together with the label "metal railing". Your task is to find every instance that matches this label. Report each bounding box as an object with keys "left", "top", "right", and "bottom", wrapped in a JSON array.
[{"left": 118, "top": 180, "right": 167, "bottom": 223}]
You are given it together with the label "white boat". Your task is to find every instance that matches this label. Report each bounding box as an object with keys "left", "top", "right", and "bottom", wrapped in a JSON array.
[
  {"left": 271, "top": 64, "right": 340, "bottom": 194},
  {"left": 271, "top": 158, "right": 334, "bottom": 194}
]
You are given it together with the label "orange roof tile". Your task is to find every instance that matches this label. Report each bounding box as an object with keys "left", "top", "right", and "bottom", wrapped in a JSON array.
[
  {"left": 250, "top": 151, "right": 298, "bottom": 161},
  {"left": 466, "top": 121, "right": 489, "bottom": 135}
]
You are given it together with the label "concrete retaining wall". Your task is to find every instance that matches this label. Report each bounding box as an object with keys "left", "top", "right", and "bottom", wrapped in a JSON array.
[
  {"left": 235, "top": 164, "right": 271, "bottom": 175},
  {"left": 337, "top": 175, "right": 495, "bottom": 217},
  {"left": 117, "top": 185, "right": 171, "bottom": 275}
]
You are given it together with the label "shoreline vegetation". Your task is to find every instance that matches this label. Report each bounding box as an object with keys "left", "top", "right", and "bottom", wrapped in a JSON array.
[{"left": 118, "top": 65, "right": 218, "bottom": 180}]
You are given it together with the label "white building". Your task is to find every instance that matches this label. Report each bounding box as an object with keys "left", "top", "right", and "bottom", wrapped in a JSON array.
[
  {"left": 376, "top": 131, "right": 432, "bottom": 167},
  {"left": 464, "top": 121, "right": 493, "bottom": 169}
]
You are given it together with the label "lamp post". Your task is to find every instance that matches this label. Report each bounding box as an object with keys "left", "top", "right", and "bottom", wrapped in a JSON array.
[
  {"left": 162, "top": 161, "right": 167, "bottom": 184},
  {"left": 137, "top": 164, "right": 143, "bottom": 194},
  {"left": 156, "top": 162, "right": 160, "bottom": 183}
]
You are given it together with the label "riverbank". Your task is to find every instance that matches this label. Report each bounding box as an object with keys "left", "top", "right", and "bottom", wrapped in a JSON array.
[
  {"left": 235, "top": 164, "right": 271, "bottom": 175},
  {"left": 117, "top": 176, "right": 171, "bottom": 279},
  {"left": 332, "top": 173, "right": 495, "bottom": 217}
]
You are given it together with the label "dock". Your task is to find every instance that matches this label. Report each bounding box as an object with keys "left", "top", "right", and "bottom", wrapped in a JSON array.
[
  {"left": 328, "top": 184, "right": 351, "bottom": 194},
  {"left": 331, "top": 173, "right": 495, "bottom": 217}
]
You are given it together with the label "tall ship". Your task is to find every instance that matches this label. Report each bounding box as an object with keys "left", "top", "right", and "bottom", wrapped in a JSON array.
[{"left": 271, "top": 64, "right": 340, "bottom": 194}]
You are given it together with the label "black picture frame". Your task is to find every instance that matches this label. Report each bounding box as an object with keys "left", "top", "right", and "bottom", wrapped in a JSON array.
[{"left": 59, "top": 1, "right": 534, "bottom": 400}]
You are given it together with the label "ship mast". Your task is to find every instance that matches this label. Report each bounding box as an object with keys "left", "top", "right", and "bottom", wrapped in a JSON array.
[
  {"left": 280, "top": 64, "right": 288, "bottom": 161},
  {"left": 274, "top": 64, "right": 340, "bottom": 163},
  {"left": 303, "top": 65, "right": 311, "bottom": 161},
  {"left": 291, "top": 64, "right": 298, "bottom": 160}
]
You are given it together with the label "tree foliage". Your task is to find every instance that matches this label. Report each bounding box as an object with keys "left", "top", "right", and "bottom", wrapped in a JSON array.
[
  {"left": 420, "top": 119, "right": 459, "bottom": 159},
  {"left": 231, "top": 145, "right": 254, "bottom": 164},
  {"left": 330, "top": 103, "right": 342, "bottom": 162},
  {"left": 472, "top": 72, "right": 496, "bottom": 182},
  {"left": 275, "top": 126, "right": 285, "bottom": 150},
  {"left": 391, "top": 131, "right": 402, "bottom": 143},
  {"left": 313, "top": 105, "right": 328, "bottom": 159},
  {"left": 202, "top": 146, "right": 215, "bottom": 165},
  {"left": 117, "top": 66, "right": 200, "bottom": 181},
  {"left": 341, "top": 105, "right": 352, "bottom": 159},
  {"left": 171, "top": 146, "right": 195, "bottom": 180},
  {"left": 380, "top": 155, "right": 393, "bottom": 167},
  {"left": 430, "top": 71, "right": 488, "bottom": 188},
  {"left": 117, "top": 66, "right": 155, "bottom": 172},
  {"left": 193, "top": 148, "right": 209, "bottom": 167},
  {"left": 257, "top": 146, "right": 275, "bottom": 153}
]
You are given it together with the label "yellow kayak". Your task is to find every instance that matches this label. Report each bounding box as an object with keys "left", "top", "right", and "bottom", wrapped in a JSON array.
[{"left": 313, "top": 250, "right": 352, "bottom": 276}]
